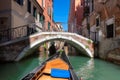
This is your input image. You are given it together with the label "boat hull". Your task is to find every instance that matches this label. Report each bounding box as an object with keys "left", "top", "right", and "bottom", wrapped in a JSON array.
[{"left": 22, "top": 52, "right": 79, "bottom": 80}]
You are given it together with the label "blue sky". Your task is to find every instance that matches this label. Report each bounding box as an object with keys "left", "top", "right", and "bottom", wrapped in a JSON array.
[{"left": 53, "top": 0, "right": 70, "bottom": 31}]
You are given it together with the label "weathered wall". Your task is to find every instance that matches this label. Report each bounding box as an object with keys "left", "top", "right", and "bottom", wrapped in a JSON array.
[
  {"left": 107, "top": 48, "right": 120, "bottom": 64},
  {"left": 68, "top": 0, "right": 84, "bottom": 33},
  {"left": 89, "top": 0, "right": 120, "bottom": 64},
  {"left": 0, "top": 0, "right": 12, "bottom": 29},
  {"left": 0, "top": 39, "right": 29, "bottom": 61}
]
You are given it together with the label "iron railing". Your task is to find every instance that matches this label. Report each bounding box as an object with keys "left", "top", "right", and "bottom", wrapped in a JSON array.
[{"left": 0, "top": 25, "right": 37, "bottom": 43}]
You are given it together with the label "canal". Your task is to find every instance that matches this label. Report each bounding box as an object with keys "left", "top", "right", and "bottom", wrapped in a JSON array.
[{"left": 0, "top": 55, "right": 120, "bottom": 80}]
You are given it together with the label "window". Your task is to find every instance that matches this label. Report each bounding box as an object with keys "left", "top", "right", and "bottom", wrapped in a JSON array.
[
  {"left": 51, "top": 7, "right": 53, "bottom": 19},
  {"left": 96, "top": 17, "right": 100, "bottom": 27},
  {"left": 39, "top": 14, "right": 44, "bottom": 21},
  {"left": 0, "top": 20, "right": 4, "bottom": 25},
  {"left": 0, "top": 17, "right": 9, "bottom": 41},
  {"left": 39, "top": 13, "right": 41, "bottom": 22},
  {"left": 0, "top": 17, "right": 8, "bottom": 29},
  {"left": 91, "top": 0, "right": 94, "bottom": 12},
  {"left": 106, "top": 24, "right": 114, "bottom": 38},
  {"left": 39, "top": 14, "right": 44, "bottom": 26},
  {"left": 84, "top": 0, "right": 90, "bottom": 16},
  {"left": 88, "top": 0, "right": 94, "bottom": 13},
  {"left": 48, "top": 22, "right": 50, "bottom": 30},
  {"left": 33, "top": 6, "right": 37, "bottom": 19},
  {"left": 15, "top": 0, "right": 23, "bottom": 5},
  {"left": 27, "top": 0, "right": 31, "bottom": 13},
  {"left": 47, "top": 7, "right": 51, "bottom": 16},
  {"left": 85, "top": 0, "right": 90, "bottom": 6},
  {"left": 42, "top": 0, "right": 45, "bottom": 7}
]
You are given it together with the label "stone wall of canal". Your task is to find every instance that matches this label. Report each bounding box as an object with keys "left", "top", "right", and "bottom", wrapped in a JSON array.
[{"left": 98, "top": 38, "right": 120, "bottom": 65}]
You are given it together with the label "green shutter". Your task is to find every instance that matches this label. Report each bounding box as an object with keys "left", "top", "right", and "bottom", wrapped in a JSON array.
[
  {"left": 33, "top": 7, "right": 37, "bottom": 18},
  {"left": 48, "top": 22, "right": 50, "bottom": 30},
  {"left": 39, "top": 15, "right": 44, "bottom": 25}
]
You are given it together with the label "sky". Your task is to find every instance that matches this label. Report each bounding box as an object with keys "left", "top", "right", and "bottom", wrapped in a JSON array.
[{"left": 53, "top": 0, "right": 70, "bottom": 31}]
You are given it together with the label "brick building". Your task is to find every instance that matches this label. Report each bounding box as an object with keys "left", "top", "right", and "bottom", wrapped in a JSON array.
[
  {"left": 68, "top": 0, "right": 85, "bottom": 55},
  {"left": 68, "top": 0, "right": 120, "bottom": 63},
  {"left": 37, "top": 0, "right": 55, "bottom": 31},
  {"left": 68, "top": 0, "right": 84, "bottom": 34},
  {"left": 81, "top": 0, "right": 120, "bottom": 63}
]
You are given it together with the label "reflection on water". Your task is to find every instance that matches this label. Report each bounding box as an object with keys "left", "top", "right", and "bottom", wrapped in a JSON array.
[
  {"left": 69, "top": 56, "right": 120, "bottom": 80},
  {"left": 0, "top": 56, "right": 40, "bottom": 80},
  {"left": 38, "top": 56, "right": 46, "bottom": 65},
  {"left": 0, "top": 56, "right": 120, "bottom": 80},
  {"left": 77, "top": 59, "right": 94, "bottom": 80}
]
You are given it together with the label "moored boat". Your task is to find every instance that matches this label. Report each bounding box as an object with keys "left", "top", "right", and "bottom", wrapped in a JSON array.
[{"left": 22, "top": 52, "right": 79, "bottom": 80}]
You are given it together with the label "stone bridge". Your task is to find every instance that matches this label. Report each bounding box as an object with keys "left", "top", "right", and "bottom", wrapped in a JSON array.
[{"left": 0, "top": 32, "right": 94, "bottom": 61}]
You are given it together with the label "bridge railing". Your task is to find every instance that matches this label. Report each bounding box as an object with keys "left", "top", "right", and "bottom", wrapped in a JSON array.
[{"left": 0, "top": 25, "right": 37, "bottom": 43}]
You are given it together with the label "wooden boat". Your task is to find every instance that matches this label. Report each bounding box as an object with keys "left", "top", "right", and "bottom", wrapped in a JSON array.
[{"left": 22, "top": 52, "right": 79, "bottom": 80}]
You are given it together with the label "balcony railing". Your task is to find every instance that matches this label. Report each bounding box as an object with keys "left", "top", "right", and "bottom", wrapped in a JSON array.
[{"left": 0, "top": 25, "right": 37, "bottom": 43}]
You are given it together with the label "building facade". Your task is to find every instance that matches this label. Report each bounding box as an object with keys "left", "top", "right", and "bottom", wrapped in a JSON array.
[
  {"left": 68, "top": 0, "right": 87, "bottom": 55},
  {"left": 0, "top": 0, "right": 44, "bottom": 42},
  {"left": 55, "top": 22, "right": 63, "bottom": 32},
  {"left": 68, "top": 0, "right": 84, "bottom": 34},
  {"left": 68, "top": 0, "right": 120, "bottom": 63},
  {"left": 37, "top": 0, "right": 55, "bottom": 31},
  {"left": 0, "top": 0, "right": 57, "bottom": 43},
  {"left": 0, "top": 0, "right": 46, "bottom": 30},
  {"left": 81, "top": 0, "right": 120, "bottom": 63}
]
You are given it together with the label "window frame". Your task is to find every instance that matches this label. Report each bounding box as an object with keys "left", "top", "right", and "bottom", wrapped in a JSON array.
[{"left": 105, "top": 18, "right": 115, "bottom": 38}]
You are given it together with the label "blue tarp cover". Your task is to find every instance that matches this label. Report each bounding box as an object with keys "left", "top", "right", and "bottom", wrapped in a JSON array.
[{"left": 51, "top": 68, "right": 70, "bottom": 78}]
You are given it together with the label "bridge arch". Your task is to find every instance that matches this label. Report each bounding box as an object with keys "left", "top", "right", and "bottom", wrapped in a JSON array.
[{"left": 15, "top": 32, "right": 94, "bottom": 61}]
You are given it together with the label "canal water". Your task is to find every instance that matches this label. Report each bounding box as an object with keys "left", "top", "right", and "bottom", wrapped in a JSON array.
[{"left": 0, "top": 55, "right": 120, "bottom": 80}]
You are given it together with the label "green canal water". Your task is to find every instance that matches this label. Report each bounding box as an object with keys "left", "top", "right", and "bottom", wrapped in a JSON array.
[{"left": 0, "top": 56, "right": 120, "bottom": 80}]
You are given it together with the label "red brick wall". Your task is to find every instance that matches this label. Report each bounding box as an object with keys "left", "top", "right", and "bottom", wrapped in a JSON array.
[
  {"left": 68, "top": 0, "right": 75, "bottom": 32},
  {"left": 90, "top": 0, "right": 120, "bottom": 36},
  {"left": 68, "top": 0, "right": 84, "bottom": 33},
  {"left": 37, "top": 0, "right": 54, "bottom": 31}
]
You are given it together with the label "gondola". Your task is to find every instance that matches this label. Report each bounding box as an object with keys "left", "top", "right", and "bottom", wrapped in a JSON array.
[{"left": 22, "top": 51, "right": 80, "bottom": 80}]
